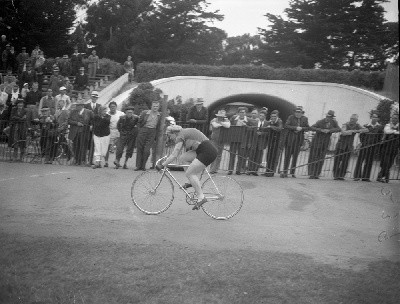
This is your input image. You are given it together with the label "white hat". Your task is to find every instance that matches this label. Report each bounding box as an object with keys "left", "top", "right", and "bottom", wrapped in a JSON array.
[
  {"left": 59, "top": 86, "right": 66, "bottom": 91},
  {"left": 91, "top": 91, "right": 99, "bottom": 97}
]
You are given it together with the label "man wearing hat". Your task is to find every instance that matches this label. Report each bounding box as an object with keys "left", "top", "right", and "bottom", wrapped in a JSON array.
[
  {"left": 308, "top": 110, "right": 341, "bottom": 179},
  {"left": 55, "top": 86, "right": 71, "bottom": 111},
  {"left": 281, "top": 106, "right": 310, "bottom": 178},
  {"left": 38, "top": 107, "right": 56, "bottom": 163},
  {"left": 59, "top": 55, "right": 72, "bottom": 76},
  {"left": 114, "top": 106, "right": 139, "bottom": 169},
  {"left": 84, "top": 91, "right": 101, "bottom": 114},
  {"left": 48, "top": 66, "right": 64, "bottom": 96},
  {"left": 186, "top": 98, "right": 208, "bottom": 133},
  {"left": 228, "top": 106, "right": 249, "bottom": 175},
  {"left": 17, "top": 47, "right": 29, "bottom": 74},
  {"left": 1, "top": 44, "right": 10, "bottom": 71},
  {"left": 71, "top": 47, "right": 83, "bottom": 76},
  {"left": 209, "top": 109, "right": 231, "bottom": 174},
  {"left": 38, "top": 88, "right": 56, "bottom": 115},
  {"left": 74, "top": 66, "right": 89, "bottom": 92},
  {"left": 8, "top": 99, "right": 27, "bottom": 161},
  {"left": 20, "top": 64, "right": 38, "bottom": 89},
  {"left": 25, "top": 82, "right": 42, "bottom": 109},
  {"left": 68, "top": 99, "right": 93, "bottom": 165},
  {"left": 34, "top": 50, "right": 46, "bottom": 91},
  {"left": 353, "top": 112, "right": 383, "bottom": 182},
  {"left": 248, "top": 110, "right": 269, "bottom": 176},
  {"left": 377, "top": 113, "right": 399, "bottom": 183},
  {"left": 333, "top": 114, "right": 367, "bottom": 180}
]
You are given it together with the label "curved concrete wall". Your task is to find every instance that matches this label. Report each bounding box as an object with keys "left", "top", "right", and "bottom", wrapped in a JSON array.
[{"left": 151, "top": 76, "right": 386, "bottom": 125}]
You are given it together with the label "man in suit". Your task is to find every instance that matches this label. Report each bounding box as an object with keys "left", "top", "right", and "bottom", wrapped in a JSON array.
[
  {"left": 308, "top": 110, "right": 341, "bottom": 179},
  {"left": 265, "top": 110, "right": 283, "bottom": 176},
  {"left": 84, "top": 91, "right": 101, "bottom": 114},
  {"left": 353, "top": 112, "right": 383, "bottom": 182},
  {"left": 68, "top": 99, "right": 93, "bottom": 165},
  {"left": 209, "top": 109, "right": 231, "bottom": 174},
  {"left": 333, "top": 114, "right": 367, "bottom": 180},
  {"left": 186, "top": 98, "right": 208, "bottom": 133},
  {"left": 74, "top": 66, "right": 89, "bottom": 92},
  {"left": 135, "top": 100, "right": 161, "bottom": 171},
  {"left": 228, "top": 106, "right": 248, "bottom": 175},
  {"left": 281, "top": 106, "right": 310, "bottom": 178},
  {"left": 248, "top": 110, "right": 269, "bottom": 176},
  {"left": 377, "top": 114, "right": 399, "bottom": 183},
  {"left": 84, "top": 91, "right": 101, "bottom": 165}
]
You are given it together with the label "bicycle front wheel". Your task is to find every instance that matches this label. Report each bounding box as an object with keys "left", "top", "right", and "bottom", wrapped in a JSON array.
[
  {"left": 131, "top": 171, "right": 174, "bottom": 215},
  {"left": 201, "top": 175, "right": 244, "bottom": 220}
]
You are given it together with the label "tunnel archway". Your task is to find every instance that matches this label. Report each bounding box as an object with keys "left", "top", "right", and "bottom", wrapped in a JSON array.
[{"left": 208, "top": 93, "right": 297, "bottom": 121}]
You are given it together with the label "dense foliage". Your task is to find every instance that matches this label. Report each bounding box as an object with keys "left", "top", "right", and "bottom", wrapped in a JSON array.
[
  {"left": 0, "top": 0, "right": 85, "bottom": 56},
  {"left": 136, "top": 62, "right": 386, "bottom": 90},
  {"left": 128, "top": 82, "right": 163, "bottom": 115},
  {"left": 258, "top": 0, "right": 398, "bottom": 70},
  {"left": 84, "top": 0, "right": 225, "bottom": 64}
]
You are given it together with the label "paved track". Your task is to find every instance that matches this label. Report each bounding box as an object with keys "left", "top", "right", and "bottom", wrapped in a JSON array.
[{"left": 0, "top": 162, "right": 399, "bottom": 269}]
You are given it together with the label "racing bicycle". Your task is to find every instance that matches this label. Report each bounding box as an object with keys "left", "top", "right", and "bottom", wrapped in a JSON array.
[{"left": 131, "top": 156, "right": 244, "bottom": 220}]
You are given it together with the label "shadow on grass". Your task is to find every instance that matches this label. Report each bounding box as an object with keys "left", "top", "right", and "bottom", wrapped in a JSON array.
[{"left": 0, "top": 233, "right": 399, "bottom": 304}]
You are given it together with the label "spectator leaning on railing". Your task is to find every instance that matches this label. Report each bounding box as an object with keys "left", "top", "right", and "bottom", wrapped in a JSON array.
[
  {"left": 333, "top": 114, "right": 367, "bottom": 180},
  {"left": 282, "top": 106, "right": 310, "bottom": 178},
  {"left": 308, "top": 110, "right": 341, "bottom": 179},
  {"left": 377, "top": 113, "right": 399, "bottom": 183},
  {"left": 209, "top": 109, "right": 230, "bottom": 174},
  {"left": 353, "top": 112, "right": 383, "bottom": 182}
]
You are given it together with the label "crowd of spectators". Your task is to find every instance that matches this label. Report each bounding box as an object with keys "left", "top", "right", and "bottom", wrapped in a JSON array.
[
  {"left": 1, "top": 33, "right": 398, "bottom": 182},
  {"left": 164, "top": 95, "right": 398, "bottom": 183}
]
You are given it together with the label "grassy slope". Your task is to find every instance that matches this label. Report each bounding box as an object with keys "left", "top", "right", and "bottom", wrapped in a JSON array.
[{"left": 0, "top": 233, "right": 399, "bottom": 304}]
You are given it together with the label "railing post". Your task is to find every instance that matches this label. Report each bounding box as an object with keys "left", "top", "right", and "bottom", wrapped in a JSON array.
[{"left": 154, "top": 95, "right": 168, "bottom": 166}]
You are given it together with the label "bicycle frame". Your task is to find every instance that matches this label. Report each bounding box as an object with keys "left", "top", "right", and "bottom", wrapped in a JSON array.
[{"left": 155, "top": 156, "right": 223, "bottom": 201}]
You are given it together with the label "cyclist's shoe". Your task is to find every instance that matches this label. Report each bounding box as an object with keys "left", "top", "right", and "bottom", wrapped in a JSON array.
[
  {"left": 192, "top": 198, "right": 207, "bottom": 210},
  {"left": 182, "top": 183, "right": 192, "bottom": 189}
]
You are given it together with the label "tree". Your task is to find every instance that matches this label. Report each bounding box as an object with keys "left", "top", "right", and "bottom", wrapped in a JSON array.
[
  {"left": 220, "top": 34, "right": 263, "bottom": 65},
  {"left": 0, "top": 0, "right": 85, "bottom": 56},
  {"left": 133, "top": 0, "right": 226, "bottom": 64},
  {"left": 84, "top": 0, "right": 154, "bottom": 62},
  {"left": 258, "top": 0, "right": 398, "bottom": 70},
  {"left": 84, "top": 0, "right": 226, "bottom": 65}
]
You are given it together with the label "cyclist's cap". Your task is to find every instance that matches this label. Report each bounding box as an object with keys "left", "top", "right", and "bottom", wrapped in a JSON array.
[
  {"left": 59, "top": 86, "right": 67, "bottom": 91},
  {"left": 23, "top": 83, "right": 29, "bottom": 86},
  {"left": 166, "top": 125, "right": 182, "bottom": 134}
]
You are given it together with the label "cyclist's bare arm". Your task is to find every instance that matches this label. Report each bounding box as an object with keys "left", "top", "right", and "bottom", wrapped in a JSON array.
[{"left": 162, "top": 142, "right": 183, "bottom": 167}]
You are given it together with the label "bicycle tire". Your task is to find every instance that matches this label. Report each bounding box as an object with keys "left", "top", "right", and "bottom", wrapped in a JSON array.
[
  {"left": 12, "top": 139, "right": 41, "bottom": 163},
  {"left": 201, "top": 175, "right": 244, "bottom": 220},
  {"left": 131, "top": 171, "right": 174, "bottom": 215},
  {"left": 54, "top": 142, "right": 71, "bottom": 163}
]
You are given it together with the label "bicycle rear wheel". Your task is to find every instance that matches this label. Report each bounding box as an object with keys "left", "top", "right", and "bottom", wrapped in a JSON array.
[
  {"left": 131, "top": 171, "right": 174, "bottom": 215},
  {"left": 201, "top": 175, "right": 244, "bottom": 220}
]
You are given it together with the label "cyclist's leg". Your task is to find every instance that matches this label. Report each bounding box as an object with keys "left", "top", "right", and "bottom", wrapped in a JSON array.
[{"left": 186, "top": 158, "right": 207, "bottom": 201}]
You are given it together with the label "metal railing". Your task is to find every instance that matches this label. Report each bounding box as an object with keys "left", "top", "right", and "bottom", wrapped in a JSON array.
[{"left": 1, "top": 120, "right": 399, "bottom": 182}]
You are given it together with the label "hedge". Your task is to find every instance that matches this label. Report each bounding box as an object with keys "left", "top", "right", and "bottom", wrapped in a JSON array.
[{"left": 136, "top": 62, "right": 386, "bottom": 91}]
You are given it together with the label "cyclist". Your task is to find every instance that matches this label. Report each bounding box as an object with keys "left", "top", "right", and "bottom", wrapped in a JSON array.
[{"left": 157, "top": 125, "right": 218, "bottom": 210}]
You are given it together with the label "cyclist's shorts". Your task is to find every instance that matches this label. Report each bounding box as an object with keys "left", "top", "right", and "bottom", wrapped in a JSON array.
[{"left": 195, "top": 140, "right": 218, "bottom": 166}]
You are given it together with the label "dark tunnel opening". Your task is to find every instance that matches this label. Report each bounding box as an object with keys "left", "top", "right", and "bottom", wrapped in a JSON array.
[{"left": 208, "top": 94, "right": 297, "bottom": 121}]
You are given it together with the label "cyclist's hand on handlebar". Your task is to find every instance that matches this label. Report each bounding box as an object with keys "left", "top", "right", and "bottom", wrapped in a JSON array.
[{"left": 156, "top": 163, "right": 164, "bottom": 171}]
